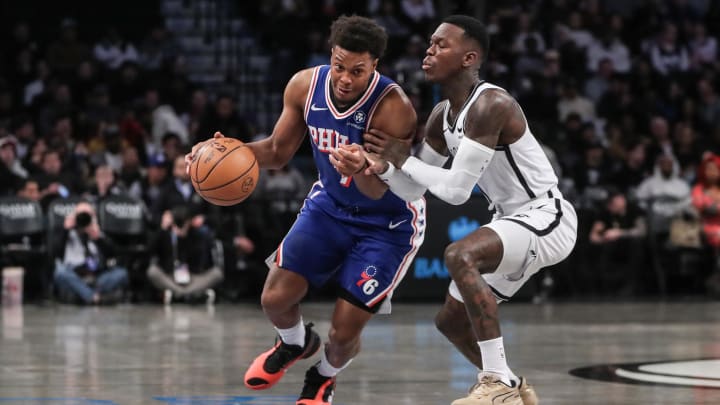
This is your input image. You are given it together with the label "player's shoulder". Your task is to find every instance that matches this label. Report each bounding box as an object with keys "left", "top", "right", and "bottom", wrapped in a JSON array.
[
  {"left": 466, "top": 86, "right": 519, "bottom": 125},
  {"left": 473, "top": 86, "right": 516, "bottom": 112},
  {"left": 287, "top": 67, "right": 317, "bottom": 89},
  {"left": 369, "top": 85, "right": 417, "bottom": 138},
  {"left": 284, "top": 67, "right": 319, "bottom": 104}
]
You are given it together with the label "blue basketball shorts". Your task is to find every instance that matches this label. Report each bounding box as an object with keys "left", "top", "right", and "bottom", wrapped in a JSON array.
[{"left": 269, "top": 197, "right": 425, "bottom": 312}]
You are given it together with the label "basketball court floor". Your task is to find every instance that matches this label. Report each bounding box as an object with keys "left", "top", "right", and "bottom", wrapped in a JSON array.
[{"left": 0, "top": 301, "right": 718, "bottom": 404}]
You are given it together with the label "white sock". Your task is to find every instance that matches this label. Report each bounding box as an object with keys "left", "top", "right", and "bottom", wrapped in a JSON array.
[
  {"left": 478, "top": 336, "right": 516, "bottom": 386},
  {"left": 275, "top": 318, "right": 305, "bottom": 347},
  {"left": 317, "top": 347, "right": 352, "bottom": 378}
]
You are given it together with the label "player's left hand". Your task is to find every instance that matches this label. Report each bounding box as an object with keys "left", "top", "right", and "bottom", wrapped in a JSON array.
[
  {"left": 330, "top": 144, "right": 368, "bottom": 176},
  {"left": 363, "top": 129, "right": 412, "bottom": 168},
  {"left": 185, "top": 131, "right": 225, "bottom": 174}
]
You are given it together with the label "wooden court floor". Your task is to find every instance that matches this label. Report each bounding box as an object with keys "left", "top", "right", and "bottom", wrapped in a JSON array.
[{"left": 0, "top": 301, "right": 718, "bottom": 404}]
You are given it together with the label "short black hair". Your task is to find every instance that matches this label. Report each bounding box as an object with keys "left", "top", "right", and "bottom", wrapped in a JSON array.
[
  {"left": 329, "top": 15, "right": 388, "bottom": 59},
  {"left": 443, "top": 15, "right": 490, "bottom": 58}
]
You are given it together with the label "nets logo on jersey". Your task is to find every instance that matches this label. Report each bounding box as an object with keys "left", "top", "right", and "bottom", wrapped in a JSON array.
[{"left": 356, "top": 265, "right": 379, "bottom": 295}]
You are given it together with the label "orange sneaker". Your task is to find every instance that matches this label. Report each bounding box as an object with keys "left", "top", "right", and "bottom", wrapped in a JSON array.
[
  {"left": 244, "top": 322, "right": 321, "bottom": 390},
  {"left": 296, "top": 363, "right": 336, "bottom": 405}
]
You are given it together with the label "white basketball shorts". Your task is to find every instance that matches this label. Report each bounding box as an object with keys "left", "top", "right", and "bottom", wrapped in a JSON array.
[{"left": 448, "top": 196, "right": 577, "bottom": 302}]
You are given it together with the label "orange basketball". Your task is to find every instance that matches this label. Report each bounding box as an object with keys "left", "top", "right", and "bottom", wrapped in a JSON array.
[{"left": 189, "top": 137, "right": 259, "bottom": 206}]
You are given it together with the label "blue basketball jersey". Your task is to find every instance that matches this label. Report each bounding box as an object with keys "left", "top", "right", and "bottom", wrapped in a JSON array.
[
  {"left": 265, "top": 66, "right": 427, "bottom": 312},
  {"left": 303, "top": 65, "right": 415, "bottom": 225}
]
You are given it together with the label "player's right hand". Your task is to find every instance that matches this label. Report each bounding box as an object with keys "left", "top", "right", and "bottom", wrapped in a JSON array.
[{"left": 185, "top": 131, "right": 225, "bottom": 174}]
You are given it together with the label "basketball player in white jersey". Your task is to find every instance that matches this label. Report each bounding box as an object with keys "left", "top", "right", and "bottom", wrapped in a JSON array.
[{"left": 345, "top": 15, "right": 577, "bottom": 405}]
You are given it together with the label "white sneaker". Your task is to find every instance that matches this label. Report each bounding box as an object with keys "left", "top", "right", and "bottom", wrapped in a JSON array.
[
  {"left": 163, "top": 290, "right": 173, "bottom": 305},
  {"left": 205, "top": 289, "right": 216, "bottom": 305}
]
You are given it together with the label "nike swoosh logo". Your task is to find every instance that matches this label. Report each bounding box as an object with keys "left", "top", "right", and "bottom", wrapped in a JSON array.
[
  {"left": 388, "top": 219, "right": 408, "bottom": 229},
  {"left": 310, "top": 103, "right": 328, "bottom": 111}
]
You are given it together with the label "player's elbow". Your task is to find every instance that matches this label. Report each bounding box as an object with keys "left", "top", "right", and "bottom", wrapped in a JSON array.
[{"left": 434, "top": 186, "right": 472, "bottom": 205}]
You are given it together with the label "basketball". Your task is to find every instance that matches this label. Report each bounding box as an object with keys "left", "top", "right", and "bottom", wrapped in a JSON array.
[{"left": 189, "top": 137, "right": 259, "bottom": 206}]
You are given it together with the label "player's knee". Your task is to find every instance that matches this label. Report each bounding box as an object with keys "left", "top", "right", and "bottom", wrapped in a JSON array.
[
  {"left": 444, "top": 242, "right": 475, "bottom": 277},
  {"left": 260, "top": 289, "right": 288, "bottom": 313},
  {"left": 328, "top": 325, "right": 360, "bottom": 349},
  {"left": 444, "top": 240, "right": 498, "bottom": 277}
]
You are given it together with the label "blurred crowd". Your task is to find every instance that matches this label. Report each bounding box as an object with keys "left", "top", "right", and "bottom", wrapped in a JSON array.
[{"left": 1, "top": 0, "right": 720, "bottom": 304}]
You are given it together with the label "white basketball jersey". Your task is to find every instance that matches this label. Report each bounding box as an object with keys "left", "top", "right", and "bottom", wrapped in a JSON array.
[{"left": 442, "top": 81, "right": 559, "bottom": 215}]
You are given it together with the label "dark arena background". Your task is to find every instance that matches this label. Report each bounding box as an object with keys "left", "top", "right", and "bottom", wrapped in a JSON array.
[{"left": 0, "top": 0, "right": 719, "bottom": 404}]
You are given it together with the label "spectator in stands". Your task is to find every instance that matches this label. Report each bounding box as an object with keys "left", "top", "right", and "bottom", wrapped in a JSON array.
[
  {"left": 38, "top": 84, "right": 76, "bottom": 137},
  {"left": 139, "top": 26, "right": 180, "bottom": 72},
  {"left": 45, "top": 18, "right": 92, "bottom": 76},
  {"left": 399, "top": 0, "right": 435, "bottom": 35},
  {"left": 612, "top": 140, "right": 650, "bottom": 194},
  {"left": 589, "top": 189, "right": 647, "bottom": 295},
  {"left": 584, "top": 58, "right": 614, "bottom": 103},
  {"left": 120, "top": 146, "right": 143, "bottom": 200},
  {"left": 564, "top": 11, "right": 594, "bottom": 50},
  {"left": 696, "top": 78, "right": 720, "bottom": 138},
  {"left": 72, "top": 60, "right": 99, "bottom": 108},
  {"left": 147, "top": 89, "right": 189, "bottom": 147},
  {"left": 196, "top": 94, "right": 253, "bottom": 144},
  {"left": 256, "top": 164, "right": 307, "bottom": 225},
  {"left": 185, "top": 88, "right": 211, "bottom": 140},
  {"left": 636, "top": 154, "right": 692, "bottom": 236},
  {"left": 93, "top": 27, "right": 139, "bottom": 71},
  {"left": 141, "top": 153, "right": 170, "bottom": 220},
  {"left": 650, "top": 23, "right": 690, "bottom": 76},
  {"left": 156, "top": 155, "right": 205, "bottom": 223},
  {"left": 23, "top": 59, "right": 50, "bottom": 107},
  {"left": 646, "top": 115, "right": 674, "bottom": 163},
  {"left": 53, "top": 202, "right": 128, "bottom": 304},
  {"left": 691, "top": 153, "right": 720, "bottom": 295},
  {"left": 35, "top": 149, "right": 82, "bottom": 207},
  {"left": 597, "top": 74, "right": 631, "bottom": 123},
  {"left": 85, "top": 164, "right": 125, "bottom": 204},
  {"left": 574, "top": 141, "right": 612, "bottom": 209},
  {"left": 84, "top": 85, "right": 119, "bottom": 126},
  {"left": 557, "top": 79, "right": 596, "bottom": 122},
  {"left": 160, "top": 132, "right": 184, "bottom": 163},
  {"left": 0, "top": 136, "right": 28, "bottom": 193},
  {"left": 146, "top": 206, "right": 223, "bottom": 304},
  {"left": 673, "top": 122, "right": 703, "bottom": 181},
  {"left": 392, "top": 35, "right": 426, "bottom": 89},
  {"left": 22, "top": 137, "right": 47, "bottom": 176},
  {"left": 370, "top": 0, "right": 410, "bottom": 41},
  {"left": 689, "top": 22, "right": 717, "bottom": 69},
  {"left": 16, "top": 178, "right": 41, "bottom": 202},
  {"left": 586, "top": 30, "right": 631, "bottom": 74},
  {"left": 110, "top": 62, "right": 146, "bottom": 106},
  {"left": 512, "top": 12, "right": 545, "bottom": 54},
  {"left": 9, "top": 115, "right": 36, "bottom": 161}
]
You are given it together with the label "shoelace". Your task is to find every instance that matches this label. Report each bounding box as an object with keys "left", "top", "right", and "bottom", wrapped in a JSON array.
[
  {"left": 267, "top": 342, "right": 303, "bottom": 369},
  {"left": 467, "top": 375, "right": 506, "bottom": 396}
]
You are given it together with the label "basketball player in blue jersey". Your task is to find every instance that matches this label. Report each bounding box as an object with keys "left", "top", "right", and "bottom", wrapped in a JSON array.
[
  {"left": 337, "top": 15, "right": 578, "bottom": 405},
  {"left": 186, "top": 16, "right": 425, "bottom": 405}
]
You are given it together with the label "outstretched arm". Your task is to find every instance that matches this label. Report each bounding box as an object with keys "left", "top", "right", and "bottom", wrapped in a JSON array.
[
  {"left": 363, "top": 102, "right": 448, "bottom": 201},
  {"left": 367, "top": 89, "right": 515, "bottom": 205}
]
